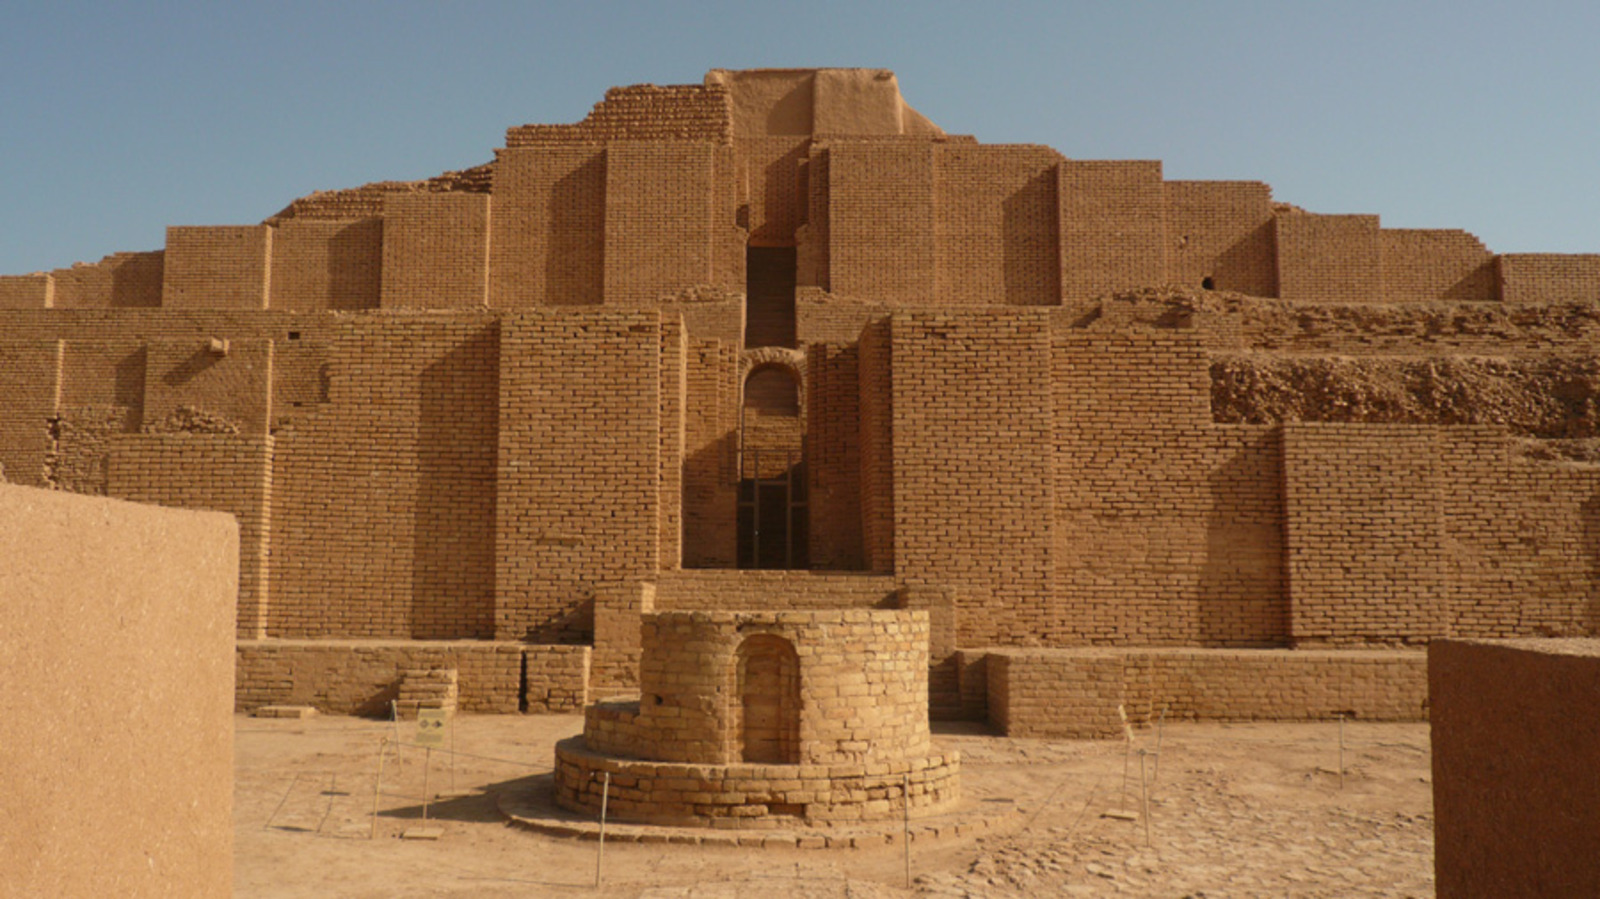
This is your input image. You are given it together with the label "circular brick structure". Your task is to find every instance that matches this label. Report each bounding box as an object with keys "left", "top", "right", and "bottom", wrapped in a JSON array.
[{"left": 553, "top": 609, "right": 960, "bottom": 827}]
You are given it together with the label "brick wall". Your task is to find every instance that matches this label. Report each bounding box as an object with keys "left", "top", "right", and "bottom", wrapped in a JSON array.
[
  {"left": 741, "top": 136, "right": 809, "bottom": 245},
  {"left": 806, "top": 342, "right": 865, "bottom": 568},
  {"left": 488, "top": 147, "right": 605, "bottom": 306},
  {"left": 1284, "top": 424, "right": 1445, "bottom": 643},
  {"left": 380, "top": 193, "right": 489, "bottom": 309},
  {"left": 107, "top": 434, "right": 274, "bottom": 638},
  {"left": 0, "top": 341, "right": 60, "bottom": 486},
  {"left": 0, "top": 273, "right": 53, "bottom": 309},
  {"left": 1275, "top": 213, "right": 1380, "bottom": 302},
  {"left": 934, "top": 145, "right": 1061, "bottom": 306},
  {"left": 890, "top": 311, "right": 1054, "bottom": 646},
  {"left": 1379, "top": 229, "right": 1495, "bottom": 303},
  {"left": 143, "top": 338, "right": 272, "bottom": 434},
  {"left": 857, "top": 319, "right": 894, "bottom": 572},
  {"left": 234, "top": 640, "right": 525, "bottom": 714},
  {"left": 1497, "top": 253, "right": 1600, "bottom": 303},
  {"left": 496, "top": 310, "right": 660, "bottom": 641},
  {"left": 1054, "top": 328, "right": 1286, "bottom": 646},
  {"left": 271, "top": 316, "right": 498, "bottom": 639},
  {"left": 1164, "top": 181, "right": 1276, "bottom": 297},
  {"left": 652, "top": 570, "right": 896, "bottom": 610},
  {"left": 680, "top": 337, "right": 739, "bottom": 568},
  {"left": 50, "top": 252, "right": 164, "bottom": 309},
  {"left": 827, "top": 142, "right": 936, "bottom": 302},
  {"left": 269, "top": 219, "right": 381, "bottom": 311},
  {"left": 1059, "top": 160, "right": 1166, "bottom": 301},
  {"left": 163, "top": 226, "right": 271, "bottom": 310},
  {"left": 604, "top": 143, "right": 717, "bottom": 304},
  {"left": 988, "top": 647, "right": 1427, "bottom": 738},
  {"left": 505, "top": 83, "right": 732, "bottom": 146}
]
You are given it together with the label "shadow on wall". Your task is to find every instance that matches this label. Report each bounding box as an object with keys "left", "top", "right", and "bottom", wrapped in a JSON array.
[
  {"left": 413, "top": 324, "right": 500, "bottom": 639},
  {"left": 545, "top": 155, "right": 605, "bottom": 305},
  {"left": 1583, "top": 492, "right": 1600, "bottom": 634},
  {"left": 1001, "top": 170, "right": 1059, "bottom": 306},
  {"left": 327, "top": 219, "right": 383, "bottom": 311},
  {"left": 1199, "top": 431, "right": 1289, "bottom": 646},
  {"left": 114, "top": 347, "right": 148, "bottom": 426}
]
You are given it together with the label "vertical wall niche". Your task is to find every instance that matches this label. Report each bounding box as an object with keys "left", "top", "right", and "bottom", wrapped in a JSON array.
[
  {"left": 734, "top": 633, "right": 801, "bottom": 764},
  {"left": 745, "top": 246, "right": 797, "bottom": 349},
  {"left": 739, "top": 364, "right": 808, "bottom": 569}
]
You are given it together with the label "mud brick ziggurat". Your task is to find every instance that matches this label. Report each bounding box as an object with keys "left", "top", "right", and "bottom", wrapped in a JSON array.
[{"left": 5, "top": 68, "right": 1599, "bottom": 729}]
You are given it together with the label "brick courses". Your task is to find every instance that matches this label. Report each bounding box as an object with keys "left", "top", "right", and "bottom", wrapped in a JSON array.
[{"left": 3, "top": 68, "right": 1599, "bottom": 732}]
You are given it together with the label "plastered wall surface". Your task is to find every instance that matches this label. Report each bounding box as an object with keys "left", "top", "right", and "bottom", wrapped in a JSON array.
[
  {"left": 0, "top": 484, "right": 236, "bottom": 898},
  {"left": 1430, "top": 639, "right": 1600, "bottom": 898},
  {"left": 4, "top": 67, "right": 1600, "bottom": 722}
]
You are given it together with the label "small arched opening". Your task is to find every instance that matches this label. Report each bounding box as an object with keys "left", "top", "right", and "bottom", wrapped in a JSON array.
[{"left": 734, "top": 634, "right": 801, "bottom": 764}]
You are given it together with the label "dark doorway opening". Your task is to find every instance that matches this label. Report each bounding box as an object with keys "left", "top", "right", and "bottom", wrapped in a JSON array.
[
  {"left": 745, "top": 246, "right": 796, "bottom": 349},
  {"left": 737, "top": 448, "right": 809, "bottom": 569}
]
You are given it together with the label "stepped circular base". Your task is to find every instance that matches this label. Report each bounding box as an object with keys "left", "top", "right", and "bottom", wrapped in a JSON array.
[{"left": 552, "top": 736, "right": 961, "bottom": 828}]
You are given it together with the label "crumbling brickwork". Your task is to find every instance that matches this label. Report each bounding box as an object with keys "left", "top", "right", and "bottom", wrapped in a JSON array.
[{"left": 5, "top": 68, "right": 1600, "bottom": 724}]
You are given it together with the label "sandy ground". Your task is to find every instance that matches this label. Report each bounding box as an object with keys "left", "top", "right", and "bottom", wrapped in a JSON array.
[{"left": 235, "top": 714, "right": 1434, "bottom": 898}]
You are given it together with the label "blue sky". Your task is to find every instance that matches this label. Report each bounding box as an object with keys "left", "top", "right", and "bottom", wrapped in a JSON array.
[{"left": 3, "top": 1, "right": 1596, "bottom": 275}]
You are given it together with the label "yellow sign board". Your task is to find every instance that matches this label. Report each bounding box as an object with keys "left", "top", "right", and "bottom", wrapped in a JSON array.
[{"left": 416, "top": 708, "right": 449, "bottom": 747}]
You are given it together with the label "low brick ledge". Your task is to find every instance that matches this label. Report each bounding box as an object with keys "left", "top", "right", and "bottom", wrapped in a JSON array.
[{"left": 499, "top": 776, "right": 1017, "bottom": 849}]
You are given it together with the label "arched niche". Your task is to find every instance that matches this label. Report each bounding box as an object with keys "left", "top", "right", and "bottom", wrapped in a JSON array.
[{"left": 734, "top": 633, "right": 801, "bottom": 763}]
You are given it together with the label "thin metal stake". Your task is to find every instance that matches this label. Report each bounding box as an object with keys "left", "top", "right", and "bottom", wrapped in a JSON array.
[
  {"left": 422, "top": 746, "right": 433, "bottom": 821},
  {"left": 1152, "top": 706, "right": 1167, "bottom": 783},
  {"left": 1338, "top": 714, "right": 1346, "bottom": 791},
  {"left": 596, "top": 772, "right": 612, "bottom": 889},
  {"left": 1138, "top": 749, "right": 1152, "bottom": 847},
  {"left": 370, "top": 738, "right": 389, "bottom": 840},
  {"left": 903, "top": 773, "right": 913, "bottom": 888}
]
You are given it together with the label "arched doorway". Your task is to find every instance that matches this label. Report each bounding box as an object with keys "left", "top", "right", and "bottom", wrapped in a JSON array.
[
  {"left": 735, "top": 634, "right": 800, "bottom": 763},
  {"left": 739, "top": 364, "right": 808, "bottom": 569}
]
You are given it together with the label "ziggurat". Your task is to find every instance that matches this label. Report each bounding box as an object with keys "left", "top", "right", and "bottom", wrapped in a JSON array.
[{"left": 5, "top": 68, "right": 1599, "bottom": 731}]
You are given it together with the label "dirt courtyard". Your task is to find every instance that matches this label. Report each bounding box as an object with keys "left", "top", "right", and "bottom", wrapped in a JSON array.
[{"left": 235, "top": 714, "right": 1434, "bottom": 897}]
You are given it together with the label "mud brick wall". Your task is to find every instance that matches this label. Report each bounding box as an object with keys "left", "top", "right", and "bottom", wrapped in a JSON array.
[
  {"left": 934, "top": 145, "right": 1061, "bottom": 306},
  {"left": 1164, "top": 181, "right": 1276, "bottom": 297},
  {"left": 496, "top": 310, "right": 660, "bottom": 641},
  {"left": 163, "top": 225, "right": 271, "bottom": 310},
  {"left": 652, "top": 570, "right": 896, "bottom": 611},
  {"left": 504, "top": 83, "right": 732, "bottom": 146},
  {"left": 271, "top": 316, "right": 498, "bottom": 639},
  {"left": 1275, "top": 213, "right": 1380, "bottom": 302},
  {"left": 1059, "top": 160, "right": 1166, "bottom": 302},
  {"left": 604, "top": 142, "right": 718, "bottom": 305},
  {"left": 380, "top": 193, "right": 489, "bottom": 309},
  {"left": 0, "top": 341, "right": 61, "bottom": 485},
  {"left": 890, "top": 311, "right": 1054, "bottom": 646},
  {"left": 268, "top": 219, "right": 381, "bottom": 311},
  {"left": 1379, "top": 229, "right": 1495, "bottom": 303},
  {"left": 555, "top": 739, "right": 960, "bottom": 827},
  {"left": 857, "top": 319, "right": 894, "bottom": 572},
  {"left": 634, "top": 610, "right": 930, "bottom": 766},
  {"left": 680, "top": 337, "right": 739, "bottom": 568},
  {"left": 827, "top": 142, "right": 936, "bottom": 302},
  {"left": 988, "top": 648, "right": 1427, "bottom": 738},
  {"left": 658, "top": 320, "right": 686, "bottom": 569},
  {"left": 807, "top": 342, "right": 865, "bottom": 569},
  {"left": 49, "top": 252, "right": 164, "bottom": 309},
  {"left": 795, "top": 293, "right": 887, "bottom": 345},
  {"left": 740, "top": 136, "right": 809, "bottom": 244},
  {"left": 1, "top": 485, "right": 236, "bottom": 898},
  {"left": 488, "top": 147, "right": 605, "bottom": 306},
  {"left": 143, "top": 338, "right": 272, "bottom": 434},
  {"left": 1438, "top": 432, "right": 1600, "bottom": 638},
  {"left": 798, "top": 146, "right": 830, "bottom": 288},
  {"left": 524, "top": 644, "right": 592, "bottom": 712},
  {"left": 1284, "top": 424, "right": 1445, "bottom": 643},
  {"left": 0, "top": 273, "right": 53, "bottom": 308},
  {"left": 1497, "top": 253, "right": 1600, "bottom": 303},
  {"left": 234, "top": 640, "right": 524, "bottom": 714},
  {"left": 108, "top": 433, "right": 274, "bottom": 639},
  {"left": 1053, "top": 329, "right": 1286, "bottom": 646},
  {"left": 1430, "top": 639, "right": 1600, "bottom": 898}
]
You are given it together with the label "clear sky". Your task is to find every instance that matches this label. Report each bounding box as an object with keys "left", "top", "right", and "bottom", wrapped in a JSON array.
[{"left": 3, "top": 0, "right": 1596, "bottom": 275}]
